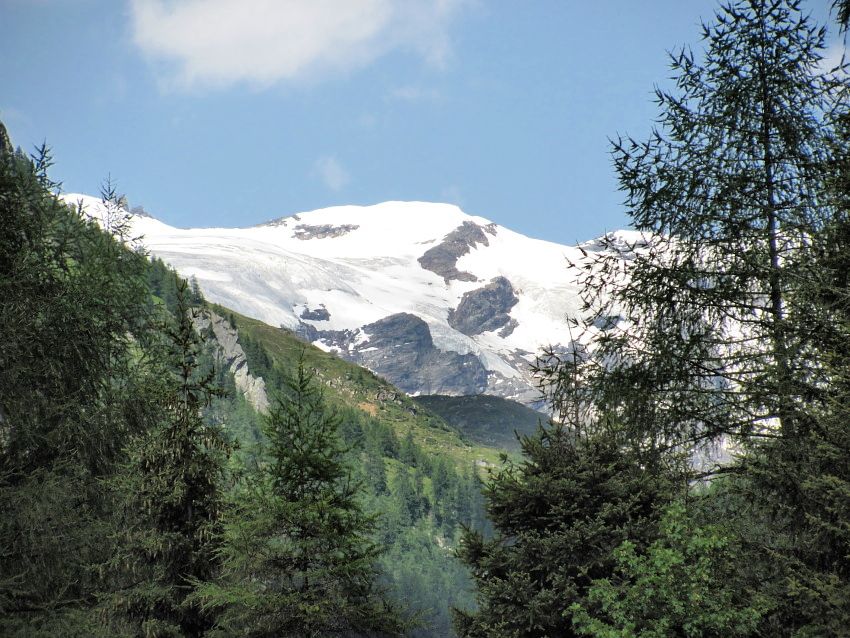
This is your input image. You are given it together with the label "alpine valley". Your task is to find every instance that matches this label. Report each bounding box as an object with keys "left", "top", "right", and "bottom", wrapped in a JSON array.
[{"left": 65, "top": 193, "right": 639, "bottom": 409}]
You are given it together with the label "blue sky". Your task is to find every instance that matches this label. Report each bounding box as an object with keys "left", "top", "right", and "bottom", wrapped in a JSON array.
[{"left": 1, "top": 0, "right": 844, "bottom": 244}]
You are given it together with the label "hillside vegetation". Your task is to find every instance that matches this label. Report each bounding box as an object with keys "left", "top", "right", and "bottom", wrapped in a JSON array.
[
  {"left": 225, "top": 306, "right": 506, "bottom": 469},
  {"left": 0, "top": 127, "right": 496, "bottom": 637},
  {"left": 3, "top": 3, "right": 850, "bottom": 636},
  {"left": 413, "top": 394, "right": 544, "bottom": 452}
]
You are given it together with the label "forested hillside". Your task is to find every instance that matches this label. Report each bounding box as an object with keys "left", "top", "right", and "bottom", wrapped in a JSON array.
[
  {"left": 199, "top": 303, "right": 499, "bottom": 637},
  {"left": 3, "top": 2, "right": 849, "bottom": 637},
  {"left": 0, "top": 123, "right": 496, "bottom": 637},
  {"left": 413, "top": 395, "right": 544, "bottom": 452}
]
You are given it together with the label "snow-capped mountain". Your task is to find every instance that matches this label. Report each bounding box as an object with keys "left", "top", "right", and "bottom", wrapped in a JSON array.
[{"left": 67, "top": 194, "right": 638, "bottom": 406}]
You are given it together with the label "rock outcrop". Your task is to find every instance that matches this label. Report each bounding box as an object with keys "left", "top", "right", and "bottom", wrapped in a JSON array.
[
  {"left": 448, "top": 276, "right": 519, "bottom": 336},
  {"left": 293, "top": 223, "right": 359, "bottom": 240},
  {"left": 194, "top": 310, "right": 269, "bottom": 413},
  {"left": 298, "top": 312, "right": 490, "bottom": 396},
  {"left": 418, "top": 221, "right": 497, "bottom": 283},
  {"left": 300, "top": 305, "right": 331, "bottom": 321}
]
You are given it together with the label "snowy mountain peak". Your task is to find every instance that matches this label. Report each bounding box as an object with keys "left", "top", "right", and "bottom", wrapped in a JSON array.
[
  {"left": 255, "top": 201, "right": 497, "bottom": 254},
  {"left": 261, "top": 200, "right": 490, "bottom": 228},
  {"left": 64, "top": 193, "right": 630, "bottom": 407}
]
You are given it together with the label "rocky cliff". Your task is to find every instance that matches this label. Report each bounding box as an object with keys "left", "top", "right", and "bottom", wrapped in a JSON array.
[{"left": 194, "top": 310, "right": 269, "bottom": 413}]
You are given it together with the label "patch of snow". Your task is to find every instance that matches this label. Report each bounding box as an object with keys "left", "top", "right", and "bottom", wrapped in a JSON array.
[{"left": 63, "top": 193, "right": 635, "bottom": 402}]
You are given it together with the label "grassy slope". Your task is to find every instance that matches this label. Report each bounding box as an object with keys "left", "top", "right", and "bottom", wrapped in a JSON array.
[
  {"left": 213, "top": 305, "right": 506, "bottom": 469},
  {"left": 413, "top": 394, "right": 547, "bottom": 452}
]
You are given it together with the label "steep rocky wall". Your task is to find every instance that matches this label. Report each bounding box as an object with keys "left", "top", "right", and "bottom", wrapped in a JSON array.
[
  {"left": 194, "top": 310, "right": 269, "bottom": 414},
  {"left": 448, "top": 276, "right": 519, "bottom": 337},
  {"left": 418, "top": 221, "right": 497, "bottom": 283}
]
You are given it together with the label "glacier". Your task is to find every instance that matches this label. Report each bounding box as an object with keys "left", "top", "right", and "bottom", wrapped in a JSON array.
[{"left": 66, "top": 194, "right": 632, "bottom": 406}]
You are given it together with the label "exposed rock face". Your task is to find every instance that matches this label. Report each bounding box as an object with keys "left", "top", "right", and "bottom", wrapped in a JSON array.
[
  {"left": 356, "top": 314, "right": 490, "bottom": 395},
  {"left": 300, "top": 305, "right": 330, "bottom": 321},
  {"left": 0, "top": 122, "right": 11, "bottom": 155},
  {"left": 498, "top": 319, "right": 518, "bottom": 338},
  {"left": 293, "top": 223, "right": 359, "bottom": 240},
  {"left": 418, "top": 221, "right": 497, "bottom": 283},
  {"left": 448, "top": 276, "right": 519, "bottom": 336},
  {"left": 194, "top": 310, "right": 269, "bottom": 413},
  {"left": 258, "top": 213, "right": 300, "bottom": 228},
  {"left": 297, "top": 312, "right": 489, "bottom": 396}
]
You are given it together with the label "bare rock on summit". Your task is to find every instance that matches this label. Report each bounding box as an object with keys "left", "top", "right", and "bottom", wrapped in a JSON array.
[
  {"left": 418, "top": 221, "right": 497, "bottom": 283},
  {"left": 293, "top": 223, "right": 359, "bottom": 240},
  {"left": 448, "top": 276, "right": 519, "bottom": 337}
]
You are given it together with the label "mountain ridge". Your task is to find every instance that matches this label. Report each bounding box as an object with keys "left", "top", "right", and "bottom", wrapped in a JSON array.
[{"left": 66, "top": 193, "right": 636, "bottom": 408}]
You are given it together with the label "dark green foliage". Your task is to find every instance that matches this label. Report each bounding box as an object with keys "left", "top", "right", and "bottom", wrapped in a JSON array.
[
  {"left": 189, "top": 275, "right": 204, "bottom": 305},
  {"left": 240, "top": 333, "right": 283, "bottom": 389},
  {"left": 195, "top": 356, "right": 404, "bottom": 637},
  {"left": 546, "top": 0, "right": 848, "bottom": 457},
  {"left": 730, "top": 152, "right": 850, "bottom": 635},
  {"left": 454, "top": 426, "right": 674, "bottom": 638},
  {"left": 570, "top": 501, "right": 765, "bottom": 637},
  {"left": 0, "top": 121, "right": 492, "bottom": 637},
  {"left": 147, "top": 257, "right": 182, "bottom": 312},
  {"left": 210, "top": 309, "right": 492, "bottom": 637},
  {"left": 413, "top": 395, "right": 544, "bottom": 452},
  {"left": 0, "top": 136, "right": 149, "bottom": 635},
  {"left": 106, "top": 282, "right": 231, "bottom": 637},
  {"left": 522, "top": 3, "right": 850, "bottom": 637},
  {"left": 380, "top": 522, "right": 476, "bottom": 638},
  {"left": 0, "top": 150, "right": 148, "bottom": 474}
]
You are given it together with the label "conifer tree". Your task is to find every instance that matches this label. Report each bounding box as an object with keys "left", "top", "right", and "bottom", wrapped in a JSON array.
[
  {"left": 834, "top": 0, "right": 850, "bottom": 30},
  {"left": 454, "top": 425, "right": 674, "bottom": 638},
  {"left": 194, "top": 356, "right": 404, "bottom": 637},
  {"left": 543, "top": 0, "right": 848, "bottom": 461},
  {"left": 530, "top": 2, "right": 850, "bottom": 634},
  {"left": 107, "top": 282, "right": 230, "bottom": 637},
  {"left": 735, "top": 110, "right": 850, "bottom": 635},
  {"left": 0, "top": 128, "right": 149, "bottom": 636}
]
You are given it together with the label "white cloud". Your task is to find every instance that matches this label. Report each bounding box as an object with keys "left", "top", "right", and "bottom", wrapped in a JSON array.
[
  {"left": 129, "top": 0, "right": 466, "bottom": 89},
  {"left": 314, "top": 156, "right": 350, "bottom": 191}
]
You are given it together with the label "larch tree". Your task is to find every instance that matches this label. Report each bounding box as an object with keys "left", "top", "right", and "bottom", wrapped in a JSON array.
[
  {"left": 541, "top": 0, "right": 848, "bottom": 463},
  {"left": 0, "top": 125, "right": 150, "bottom": 636}
]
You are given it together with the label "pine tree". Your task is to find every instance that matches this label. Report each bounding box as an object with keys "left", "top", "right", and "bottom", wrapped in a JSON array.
[
  {"left": 364, "top": 445, "right": 389, "bottom": 495},
  {"left": 454, "top": 424, "right": 674, "bottom": 638},
  {"left": 834, "top": 0, "right": 850, "bottom": 30},
  {"left": 106, "top": 282, "right": 230, "bottom": 637},
  {"left": 543, "top": 0, "right": 848, "bottom": 461},
  {"left": 733, "top": 110, "right": 850, "bottom": 635},
  {"left": 531, "top": 2, "right": 850, "bottom": 634},
  {"left": 0, "top": 129, "right": 149, "bottom": 636},
  {"left": 194, "top": 355, "right": 404, "bottom": 637}
]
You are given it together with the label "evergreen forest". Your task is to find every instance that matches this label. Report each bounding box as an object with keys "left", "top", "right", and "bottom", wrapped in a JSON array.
[{"left": 3, "top": 1, "right": 850, "bottom": 637}]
